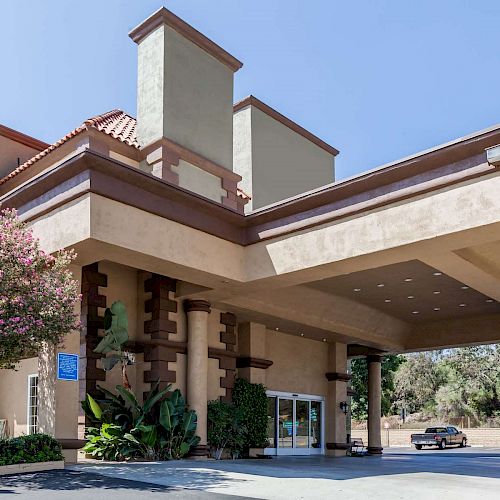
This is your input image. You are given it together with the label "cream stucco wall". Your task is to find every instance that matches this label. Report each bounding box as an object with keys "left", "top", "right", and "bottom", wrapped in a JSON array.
[
  {"left": 265, "top": 330, "right": 329, "bottom": 397},
  {"left": 233, "top": 105, "right": 335, "bottom": 211},
  {"left": 136, "top": 24, "right": 234, "bottom": 170},
  {"left": 0, "top": 135, "right": 40, "bottom": 179},
  {"left": 0, "top": 358, "right": 38, "bottom": 437},
  {"left": 172, "top": 159, "right": 226, "bottom": 203}
]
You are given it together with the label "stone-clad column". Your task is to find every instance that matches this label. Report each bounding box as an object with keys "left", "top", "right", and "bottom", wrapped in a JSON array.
[
  {"left": 184, "top": 299, "right": 211, "bottom": 457},
  {"left": 367, "top": 355, "right": 383, "bottom": 454}
]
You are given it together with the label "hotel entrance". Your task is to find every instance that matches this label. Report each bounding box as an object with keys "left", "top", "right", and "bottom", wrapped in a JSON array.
[{"left": 266, "top": 391, "right": 324, "bottom": 455}]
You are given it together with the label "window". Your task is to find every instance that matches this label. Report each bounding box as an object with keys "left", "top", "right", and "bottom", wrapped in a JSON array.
[{"left": 27, "top": 375, "right": 39, "bottom": 434}]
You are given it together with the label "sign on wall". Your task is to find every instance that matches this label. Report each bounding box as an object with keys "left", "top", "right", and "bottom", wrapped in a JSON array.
[{"left": 57, "top": 353, "right": 79, "bottom": 381}]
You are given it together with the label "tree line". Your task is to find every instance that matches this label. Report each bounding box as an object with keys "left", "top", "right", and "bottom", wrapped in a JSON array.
[{"left": 351, "top": 345, "right": 500, "bottom": 424}]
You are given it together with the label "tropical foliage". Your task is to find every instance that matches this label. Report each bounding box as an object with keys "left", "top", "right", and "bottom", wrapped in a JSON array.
[
  {"left": 0, "top": 208, "right": 80, "bottom": 369},
  {"left": 0, "top": 434, "right": 63, "bottom": 466},
  {"left": 207, "top": 400, "right": 246, "bottom": 459},
  {"left": 82, "top": 382, "right": 200, "bottom": 461},
  {"left": 94, "top": 300, "right": 134, "bottom": 389}
]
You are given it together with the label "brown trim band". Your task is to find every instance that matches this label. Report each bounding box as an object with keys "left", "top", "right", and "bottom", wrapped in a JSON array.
[
  {"left": 0, "top": 123, "right": 49, "bottom": 151},
  {"left": 325, "top": 372, "right": 352, "bottom": 382},
  {"left": 236, "top": 357, "right": 273, "bottom": 369},
  {"left": 326, "top": 442, "right": 351, "bottom": 450},
  {"left": 233, "top": 96, "right": 338, "bottom": 156},
  {"left": 367, "top": 355, "right": 383, "bottom": 364},
  {"left": 184, "top": 299, "right": 211, "bottom": 313},
  {"left": 129, "top": 7, "right": 243, "bottom": 72}
]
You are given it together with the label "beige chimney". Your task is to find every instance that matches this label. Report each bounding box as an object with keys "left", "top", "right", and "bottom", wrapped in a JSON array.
[{"left": 129, "top": 7, "right": 242, "bottom": 172}]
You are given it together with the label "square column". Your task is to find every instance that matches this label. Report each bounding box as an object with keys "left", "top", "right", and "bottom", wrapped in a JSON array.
[
  {"left": 367, "top": 355, "right": 383, "bottom": 454},
  {"left": 184, "top": 299, "right": 211, "bottom": 457},
  {"left": 325, "top": 342, "right": 349, "bottom": 456}
]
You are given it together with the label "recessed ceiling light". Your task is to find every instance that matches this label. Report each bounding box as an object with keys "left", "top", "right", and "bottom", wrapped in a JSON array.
[
  {"left": 434, "top": 307, "right": 441, "bottom": 311},
  {"left": 275, "top": 327, "right": 279, "bottom": 331},
  {"left": 433, "top": 272, "right": 442, "bottom": 276},
  {"left": 433, "top": 291, "right": 441, "bottom": 295},
  {"left": 353, "top": 288, "right": 361, "bottom": 292},
  {"left": 377, "top": 283, "right": 385, "bottom": 288},
  {"left": 404, "top": 278, "right": 413, "bottom": 282},
  {"left": 322, "top": 338, "right": 327, "bottom": 342},
  {"left": 459, "top": 303, "right": 467, "bottom": 307},
  {"left": 407, "top": 295, "right": 415, "bottom": 299},
  {"left": 384, "top": 299, "right": 392, "bottom": 303},
  {"left": 461, "top": 286, "right": 469, "bottom": 290},
  {"left": 300, "top": 333, "right": 304, "bottom": 337},
  {"left": 412, "top": 311, "right": 419, "bottom": 314},
  {"left": 486, "top": 299, "right": 494, "bottom": 303}
]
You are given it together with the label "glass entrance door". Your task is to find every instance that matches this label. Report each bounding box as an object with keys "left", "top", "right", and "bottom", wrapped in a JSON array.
[{"left": 267, "top": 392, "right": 324, "bottom": 455}]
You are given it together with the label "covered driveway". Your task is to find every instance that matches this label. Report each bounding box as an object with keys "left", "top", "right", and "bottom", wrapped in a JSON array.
[{"left": 61, "top": 448, "right": 500, "bottom": 499}]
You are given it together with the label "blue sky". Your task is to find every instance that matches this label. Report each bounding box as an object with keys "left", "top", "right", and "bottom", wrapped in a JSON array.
[{"left": 2, "top": 0, "right": 499, "bottom": 179}]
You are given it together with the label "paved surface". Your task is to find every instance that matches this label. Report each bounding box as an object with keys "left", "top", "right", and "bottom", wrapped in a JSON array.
[
  {"left": 2, "top": 447, "right": 500, "bottom": 499},
  {"left": 0, "top": 470, "right": 252, "bottom": 499}
]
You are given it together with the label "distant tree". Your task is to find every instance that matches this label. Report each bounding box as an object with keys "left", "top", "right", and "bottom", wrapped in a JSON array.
[
  {"left": 435, "top": 346, "right": 500, "bottom": 420},
  {"left": 393, "top": 352, "right": 444, "bottom": 415},
  {"left": 0, "top": 209, "right": 80, "bottom": 369},
  {"left": 350, "top": 355, "right": 404, "bottom": 420}
]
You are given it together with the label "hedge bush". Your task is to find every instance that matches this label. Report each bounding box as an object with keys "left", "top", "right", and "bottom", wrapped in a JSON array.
[
  {"left": 0, "top": 434, "right": 63, "bottom": 466},
  {"left": 232, "top": 378, "right": 269, "bottom": 453}
]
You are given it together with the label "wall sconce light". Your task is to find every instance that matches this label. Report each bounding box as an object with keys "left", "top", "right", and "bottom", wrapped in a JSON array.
[{"left": 339, "top": 401, "right": 349, "bottom": 415}]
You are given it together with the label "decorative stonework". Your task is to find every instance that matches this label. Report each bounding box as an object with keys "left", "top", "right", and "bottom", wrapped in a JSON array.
[
  {"left": 184, "top": 299, "right": 211, "bottom": 314},
  {"left": 80, "top": 263, "right": 107, "bottom": 431},
  {"left": 218, "top": 312, "right": 237, "bottom": 402},
  {"left": 143, "top": 274, "right": 178, "bottom": 390},
  {"left": 325, "top": 372, "right": 352, "bottom": 382},
  {"left": 236, "top": 357, "right": 273, "bottom": 370}
]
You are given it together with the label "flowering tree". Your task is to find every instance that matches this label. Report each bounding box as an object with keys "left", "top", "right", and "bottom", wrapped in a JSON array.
[{"left": 0, "top": 209, "right": 80, "bottom": 369}]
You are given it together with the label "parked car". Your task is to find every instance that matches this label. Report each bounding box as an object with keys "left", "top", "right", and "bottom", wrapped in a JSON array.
[{"left": 411, "top": 426, "right": 467, "bottom": 450}]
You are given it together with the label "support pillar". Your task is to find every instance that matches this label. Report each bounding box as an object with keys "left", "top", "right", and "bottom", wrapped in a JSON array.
[
  {"left": 236, "top": 322, "right": 272, "bottom": 385},
  {"left": 367, "top": 355, "right": 383, "bottom": 454},
  {"left": 325, "top": 342, "right": 349, "bottom": 457},
  {"left": 184, "top": 299, "right": 211, "bottom": 457}
]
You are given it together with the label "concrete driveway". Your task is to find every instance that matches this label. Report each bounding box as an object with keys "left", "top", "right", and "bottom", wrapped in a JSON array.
[{"left": 2, "top": 447, "right": 500, "bottom": 499}]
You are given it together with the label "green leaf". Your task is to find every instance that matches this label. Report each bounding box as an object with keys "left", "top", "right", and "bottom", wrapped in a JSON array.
[
  {"left": 159, "top": 400, "right": 172, "bottom": 431},
  {"left": 87, "top": 394, "right": 102, "bottom": 420}
]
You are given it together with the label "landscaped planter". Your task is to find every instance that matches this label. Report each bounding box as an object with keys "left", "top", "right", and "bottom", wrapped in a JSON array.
[
  {"left": 249, "top": 447, "right": 272, "bottom": 458},
  {"left": 0, "top": 460, "right": 64, "bottom": 476}
]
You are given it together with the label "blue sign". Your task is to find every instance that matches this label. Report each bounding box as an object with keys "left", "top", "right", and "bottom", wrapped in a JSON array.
[{"left": 57, "top": 353, "right": 79, "bottom": 381}]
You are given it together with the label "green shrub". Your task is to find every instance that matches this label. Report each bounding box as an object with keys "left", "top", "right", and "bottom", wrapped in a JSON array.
[
  {"left": 0, "top": 434, "right": 63, "bottom": 466},
  {"left": 207, "top": 400, "right": 246, "bottom": 459},
  {"left": 232, "top": 378, "right": 269, "bottom": 454}
]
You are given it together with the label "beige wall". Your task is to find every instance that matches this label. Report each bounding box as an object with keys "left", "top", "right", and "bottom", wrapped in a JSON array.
[
  {"left": 0, "top": 135, "right": 40, "bottom": 179},
  {"left": 0, "top": 358, "right": 38, "bottom": 437},
  {"left": 136, "top": 24, "right": 234, "bottom": 170},
  {"left": 233, "top": 105, "right": 335, "bottom": 211},
  {"left": 265, "top": 330, "right": 329, "bottom": 397}
]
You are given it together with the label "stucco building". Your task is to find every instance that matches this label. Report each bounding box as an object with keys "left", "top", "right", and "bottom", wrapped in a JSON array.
[{"left": 1, "top": 7, "right": 500, "bottom": 461}]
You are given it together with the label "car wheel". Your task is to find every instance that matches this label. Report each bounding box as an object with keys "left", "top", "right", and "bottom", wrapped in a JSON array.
[
  {"left": 460, "top": 438, "right": 466, "bottom": 448},
  {"left": 439, "top": 439, "right": 446, "bottom": 450},
  {"left": 415, "top": 444, "right": 422, "bottom": 450}
]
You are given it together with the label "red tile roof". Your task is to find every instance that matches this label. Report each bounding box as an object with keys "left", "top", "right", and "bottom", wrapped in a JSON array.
[
  {"left": 0, "top": 110, "right": 137, "bottom": 185},
  {"left": 0, "top": 109, "right": 250, "bottom": 199}
]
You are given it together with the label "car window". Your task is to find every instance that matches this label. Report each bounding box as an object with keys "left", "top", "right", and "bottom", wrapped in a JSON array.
[{"left": 448, "top": 427, "right": 458, "bottom": 434}]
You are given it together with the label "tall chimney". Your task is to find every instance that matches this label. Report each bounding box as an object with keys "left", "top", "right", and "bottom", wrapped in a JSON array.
[{"left": 129, "top": 7, "right": 242, "bottom": 172}]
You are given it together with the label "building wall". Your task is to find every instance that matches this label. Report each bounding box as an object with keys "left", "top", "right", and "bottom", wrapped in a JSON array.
[
  {"left": 233, "top": 105, "right": 335, "bottom": 211},
  {"left": 0, "top": 358, "right": 38, "bottom": 437},
  {"left": 0, "top": 135, "right": 40, "bottom": 179},
  {"left": 265, "top": 330, "right": 329, "bottom": 397},
  {"left": 137, "top": 23, "right": 234, "bottom": 170}
]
